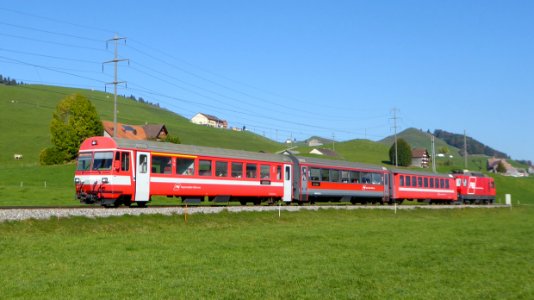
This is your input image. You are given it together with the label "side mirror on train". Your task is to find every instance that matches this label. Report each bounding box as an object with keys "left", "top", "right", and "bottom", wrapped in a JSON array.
[{"left": 114, "top": 160, "right": 121, "bottom": 171}]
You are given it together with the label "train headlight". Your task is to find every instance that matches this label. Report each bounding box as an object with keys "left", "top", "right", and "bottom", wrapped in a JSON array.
[
  {"left": 74, "top": 178, "right": 81, "bottom": 184},
  {"left": 102, "top": 177, "right": 109, "bottom": 184}
]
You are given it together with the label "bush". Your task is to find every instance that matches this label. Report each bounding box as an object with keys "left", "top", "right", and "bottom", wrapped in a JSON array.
[
  {"left": 389, "top": 138, "right": 412, "bottom": 167},
  {"left": 40, "top": 147, "right": 67, "bottom": 165}
]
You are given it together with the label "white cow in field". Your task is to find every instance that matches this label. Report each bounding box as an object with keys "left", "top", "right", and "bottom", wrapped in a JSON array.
[{"left": 14, "top": 154, "right": 23, "bottom": 160}]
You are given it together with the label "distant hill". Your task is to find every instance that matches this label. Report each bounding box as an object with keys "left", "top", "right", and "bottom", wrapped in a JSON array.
[
  {"left": 433, "top": 129, "right": 509, "bottom": 159},
  {"left": 379, "top": 128, "right": 461, "bottom": 156}
]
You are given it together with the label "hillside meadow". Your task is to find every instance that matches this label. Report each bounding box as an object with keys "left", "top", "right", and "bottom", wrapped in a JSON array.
[
  {"left": 0, "top": 208, "right": 532, "bottom": 299},
  {"left": 1, "top": 84, "right": 533, "bottom": 206}
]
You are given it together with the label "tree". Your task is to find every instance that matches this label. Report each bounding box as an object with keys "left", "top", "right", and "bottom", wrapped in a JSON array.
[
  {"left": 438, "top": 146, "right": 449, "bottom": 155},
  {"left": 48, "top": 94, "right": 103, "bottom": 162},
  {"left": 389, "top": 138, "right": 412, "bottom": 167},
  {"left": 496, "top": 161, "right": 507, "bottom": 173}
]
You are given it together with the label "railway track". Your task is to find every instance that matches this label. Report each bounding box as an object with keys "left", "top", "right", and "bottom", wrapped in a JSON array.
[{"left": 0, "top": 203, "right": 510, "bottom": 222}]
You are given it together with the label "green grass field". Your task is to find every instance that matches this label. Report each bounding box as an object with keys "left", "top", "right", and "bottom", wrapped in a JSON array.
[{"left": 0, "top": 208, "right": 532, "bottom": 299}]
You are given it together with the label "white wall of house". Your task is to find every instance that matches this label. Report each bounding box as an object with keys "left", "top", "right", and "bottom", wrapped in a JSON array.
[{"left": 191, "top": 113, "right": 209, "bottom": 126}]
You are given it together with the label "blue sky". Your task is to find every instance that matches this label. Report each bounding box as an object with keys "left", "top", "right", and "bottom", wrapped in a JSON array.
[{"left": 1, "top": 1, "right": 533, "bottom": 162}]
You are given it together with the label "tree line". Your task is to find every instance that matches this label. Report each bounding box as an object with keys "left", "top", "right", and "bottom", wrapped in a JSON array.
[
  {"left": 0, "top": 74, "right": 23, "bottom": 85},
  {"left": 434, "top": 129, "right": 509, "bottom": 158}
]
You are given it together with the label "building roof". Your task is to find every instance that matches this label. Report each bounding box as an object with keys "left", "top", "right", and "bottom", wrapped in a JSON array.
[
  {"left": 142, "top": 124, "right": 167, "bottom": 139},
  {"left": 102, "top": 121, "right": 168, "bottom": 140},
  {"left": 412, "top": 148, "right": 429, "bottom": 158},
  {"left": 197, "top": 113, "right": 224, "bottom": 122},
  {"left": 102, "top": 121, "right": 147, "bottom": 140}
]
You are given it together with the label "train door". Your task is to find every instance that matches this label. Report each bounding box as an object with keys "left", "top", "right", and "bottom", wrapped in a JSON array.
[
  {"left": 467, "top": 176, "right": 477, "bottom": 195},
  {"left": 283, "top": 164, "right": 292, "bottom": 202},
  {"left": 300, "top": 166, "right": 308, "bottom": 201},
  {"left": 384, "top": 172, "right": 391, "bottom": 202},
  {"left": 135, "top": 152, "right": 151, "bottom": 201}
]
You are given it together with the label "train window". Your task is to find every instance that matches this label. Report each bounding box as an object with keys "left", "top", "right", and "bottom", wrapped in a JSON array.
[
  {"left": 301, "top": 167, "right": 307, "bottom": 181},
  {"left": 371, "top": 173, "right": 383, "bottom": 185},
  {"left": 276, "top": 166, "right": 282, "bottom": 180},
  {"left": 350, "top": 171, "right": 360, "bottom": 183},
  {"left": 417, "top": 177, "right": 423, "bottom": 187},
  {"left": 405, "top": 176, "right": 411, "bottom": 187},
  {"left": 93, "top": 152, "right": 113, "bottom": 171},
  {"left": 139, "top": 154, "right": 147, "bottom": 174},
  {"left": 310, "top": 168, "right": 321, "bottom": 181},
  {"left": 429, "top": 178, "right": 434, "bottom": 188},
  {"left": 261, "top": 165, "right": 270, "bottom": 179},
  {"left": 152, "top": 156, "right": 172, "bottom": 174},
  {"left": 440, "top": 179, "right": 445, "bottom": 188},
  {"left": 246, "top": 163, "right": 257, "bottom": 178},
  {"left": 199, "top": 160, "right": 212, "bottom": 176},
  {"left": 341, "top": 170, "right": 350, "bottom": 183},
  {"left": 456, "top": 178, "right": 461, "bottom": 187},
  {"left": 331, "top": 170, "right": 340, "bottom": 182},
  {"left": 361, "top": 172, "right": 372, "bottom": 184},
  {"left": 231, "top": 162, "right": 243, "bottom": 178},
  {"left": 445, "top": 180, "right": 450, "bottom": 189},
  {"left": 121, "top": 152, "right": 130, "bottom": 171},
  {"left": 400, "top": 175, "right": 404, "bottom": 186},
  {"left": 216, "top": 161, "right": 228, "bottom": 177},
  {"left": 177, "top": 158, "right": 195, "bottom": 175},
  {"left": 320, "top": 169, "right": 330, "bottom": 181},
  {"left": 424, "top": 177, "right": 429, "bottom": 188},
  {"left": 76, "top": 153, "right": 92, "bottom": 171},
  {"left": 285, "top": 166, "right": 291, "bottom": 180},
  {"left": 411, "top": 176, "right": 417, "bottom": 187}
]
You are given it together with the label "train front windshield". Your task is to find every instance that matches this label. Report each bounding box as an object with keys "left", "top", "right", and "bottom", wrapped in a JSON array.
[
  {"left": 76, "top": 152, "right": 114, "bottom": 172},
  {"left": 76, "top": 153, "right": 92, "bottom": 171}
]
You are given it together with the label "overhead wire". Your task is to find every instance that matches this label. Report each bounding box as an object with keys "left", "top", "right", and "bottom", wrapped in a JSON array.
[{"left": 0, "top": 9, "right": 391, "bottom": 141}]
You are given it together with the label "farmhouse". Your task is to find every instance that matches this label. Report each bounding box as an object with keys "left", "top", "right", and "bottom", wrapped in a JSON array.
[
  {"left": 102, "top": 121, "right": 168, "bottom": 141},
  {"left": 411, "top": 148, "right": 430, "bottom": 168},
  {"left": 487, "top": 158, "right": 526, "bottom": 177},
  {"left": 191, "top": 113, "right": 228, "bottom": 129}
]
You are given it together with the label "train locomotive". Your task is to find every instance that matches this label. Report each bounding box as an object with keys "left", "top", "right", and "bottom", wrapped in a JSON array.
[{"left": 74, "top": 136, "right": 495, "bottom": 207}]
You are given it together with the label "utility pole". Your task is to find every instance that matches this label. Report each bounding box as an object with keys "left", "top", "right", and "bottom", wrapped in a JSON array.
[
  {"left": 332, "top": 133, "right": 335, "bottom": 151},
  {"left": 390, "top": 108, "right": 399, "bottom": 167},
  {"left": 103, "top": 34, "right": 128, "bottom": 137},
  {"left": 431, "top": 134, "right": 436, "bottom": 173},
  {"left": 464, "top": 130, "right": 468, "bottom": 169}
]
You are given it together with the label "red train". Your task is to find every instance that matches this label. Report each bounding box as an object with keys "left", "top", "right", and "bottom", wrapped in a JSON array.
[
  {"left": 74, "top": 137, "right": 495, "bottom": 207},
  {"left": 452, "top": 171, "right": 496, "bottom": 204}
]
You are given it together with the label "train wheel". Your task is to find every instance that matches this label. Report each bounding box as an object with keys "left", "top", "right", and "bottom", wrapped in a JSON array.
[
  {"left": 137, "top": 202, "right": 147, "bottom": 208},
  {"left": 239, "top": 200, "right": 247, "bottom": 206},
  {"left": 253, "top": 199, "right": 261, "bottom": 205}
]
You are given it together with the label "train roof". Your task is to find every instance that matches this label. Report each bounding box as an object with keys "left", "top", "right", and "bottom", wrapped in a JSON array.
[
  {"left": 113, "top": 138, "right": 292, "bottom": 163},
  {"left": 390, "top": 168, "right": 453, "bottom": 178},
  {"left": 293, "top": 155, "right": 387, "bottom": 172}
]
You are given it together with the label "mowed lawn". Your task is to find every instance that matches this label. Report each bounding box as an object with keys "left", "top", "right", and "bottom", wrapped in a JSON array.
[{"left": 0, "top": 208, "right": 533, "bottom": 299}]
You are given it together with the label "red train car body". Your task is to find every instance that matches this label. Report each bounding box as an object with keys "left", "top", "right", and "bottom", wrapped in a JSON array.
[
  {"left": 75, "top": 137, "right": 293, "bottom": 206},
  {"left": 289, "top": 156, "right": 389, "bottom": 204},
  {"left": 390, "top": 169, "right": 457, "bottom": 204},
  {"left": 75, "top": 137, "right": 496, "bottom": 207},
  {"left": 452, "top": 171, "right": 496, "bottom": 204}
]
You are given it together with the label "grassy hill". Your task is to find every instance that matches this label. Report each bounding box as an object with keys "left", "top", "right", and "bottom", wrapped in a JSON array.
[
  {"left": 0, "top": 84, "right": 285, "bottom": 167},
  {"left": 0, "top": 84, "right": 532, "bottom": 205}
]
